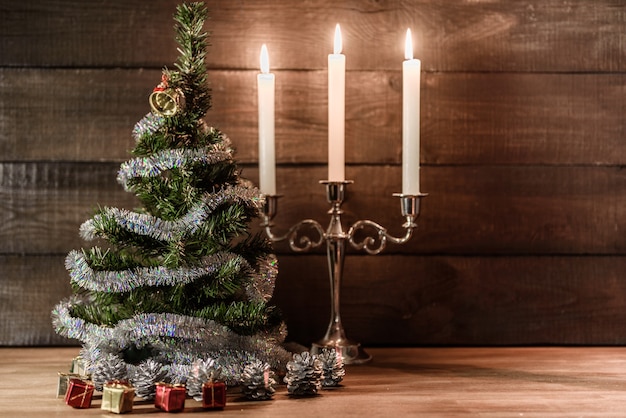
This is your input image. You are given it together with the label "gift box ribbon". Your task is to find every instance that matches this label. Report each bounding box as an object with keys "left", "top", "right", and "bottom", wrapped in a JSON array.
[
  {"left": 68, "top": 382, "right": 94, "bottom": 407},
  {"left": 105, "top": 380, "right": 132, "bottom": 390},
  {"left": 203, "top": 380, "right": 226, "bottom": 408}
]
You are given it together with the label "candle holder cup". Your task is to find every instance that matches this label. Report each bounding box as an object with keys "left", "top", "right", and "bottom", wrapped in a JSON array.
[{"left": 261, "top": 180, "right": 426, "bottom": 364}]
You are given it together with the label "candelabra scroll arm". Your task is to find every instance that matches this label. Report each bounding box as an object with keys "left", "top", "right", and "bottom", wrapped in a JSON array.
[
  {"left": 347, "top": 220, "right": 411, "bottom": 255},
  {"left": 268, "top": 219, "right": 325, "bottom": 252},
  {"left": 261, "top": 194, "right": 325, "bottom": 252},
  {"left": 347, "top": 193, "right": 427, "bottom": 255}
]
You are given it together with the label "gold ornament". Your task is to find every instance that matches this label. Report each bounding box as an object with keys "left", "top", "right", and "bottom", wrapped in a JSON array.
[{"left": 149, "top": 75, "right": 185, "bottom": 116}]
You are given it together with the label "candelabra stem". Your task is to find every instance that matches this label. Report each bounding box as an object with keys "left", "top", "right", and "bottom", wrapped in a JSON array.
[
  {"left": 326, "top": 238, "right": 347, "bottom": 342},
  {"left": 311, "top": 181, "right": 372, "bottom": 364}
]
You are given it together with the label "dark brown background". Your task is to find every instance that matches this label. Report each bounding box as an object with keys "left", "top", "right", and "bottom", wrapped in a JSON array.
[{"left": 1, "top": 0, "right": 625, "bottom": 347}]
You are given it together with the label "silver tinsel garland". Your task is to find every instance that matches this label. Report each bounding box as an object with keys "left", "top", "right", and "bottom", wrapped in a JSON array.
[
  {"left": 125, "top": 111, "right": 234, "bottom": 190},
  {"left": 80, "top": 185, "right": 263, "bottom": 243},
  {"left": 245, "top": 254, "right": 278, "bottom": 303},
  {"left": 132, "top": 112, "right": 165, "bottom": 142},
  {"left": 66, "top": 250, "right": 242, "bottom": 293},
  {"left": 116, "top": 145, "right": 232, "bottom": 191},
  {"left": 75, "top": 181, "right": 274, "bottom": 298},
  {"left": 51, "top": 301, "right": 292, "bottom": 384},
  {"left": 65, "top": 250, "right": 277, "bottom": 303}
]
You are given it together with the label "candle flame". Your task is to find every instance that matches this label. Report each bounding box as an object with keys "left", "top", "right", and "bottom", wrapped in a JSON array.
[
  {"left": 334, "top": 24, "right": 342, "bottom": 54},
  {"left": 260, "top": 44, "right": 270, "bottom": 74},
  {"left": 405, "top": 28, "right": 413, "bottom": 60}
]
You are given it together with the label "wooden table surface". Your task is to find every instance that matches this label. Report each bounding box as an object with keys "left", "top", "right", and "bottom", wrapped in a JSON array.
[{"left": 2, "top": 346, "right": 626, "bottom": 417}]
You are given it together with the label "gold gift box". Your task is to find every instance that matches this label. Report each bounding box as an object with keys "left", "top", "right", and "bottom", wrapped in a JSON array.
[{"left": 101, "top": 381, "right": 135, "bottom": 414}]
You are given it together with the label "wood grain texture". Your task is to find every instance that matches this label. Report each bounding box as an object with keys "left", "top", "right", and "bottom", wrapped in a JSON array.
[
  {"left": 2, "top": 69, "right": 625, "bottom": 164},
  {"left": 274, "top": 255, "right": 626, "bottom": 346},
  {"left": 2, "top": 0, "right": 625, "bottom": 72},
  {"left": 0, "top": 256, "right": 75, "bottom": 346},
  {"left": 2, "top": 163, "right": 624, "bottom": 256},
  {"left": 0, "top": 162, "right": 139, "bottom": 254}
]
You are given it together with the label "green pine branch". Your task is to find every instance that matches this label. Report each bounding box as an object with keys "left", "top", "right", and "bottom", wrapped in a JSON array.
[
  {"left": 193, "top": 301, "right": 280, "bottom": 335},
  {"left": 86, "top": 201, "right": 257, "bottom": 269},
  {"left": 131, "top": 124, "right": 224, "bottom": 158},
  {"left": 126, "top": 162, "right": 239, "bottom": 220},
  {"left": 167, "top": 2, "right": 211, "bottom": 121}
]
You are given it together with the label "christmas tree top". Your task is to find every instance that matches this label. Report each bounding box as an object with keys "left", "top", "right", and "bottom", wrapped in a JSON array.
[{"left": 52, "top": 2, "right": 290, "bottom": 389}]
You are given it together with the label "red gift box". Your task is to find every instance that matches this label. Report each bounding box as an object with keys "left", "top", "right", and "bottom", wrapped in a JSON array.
[
  {"left": 155, "top": 382, "right": 186, "bottom": 412},
  {"left": 64, "top": 378, "right": 94, "bottom": 409},
  {"left": 202, "top": 381, "right": 226, "bottom": 410}
]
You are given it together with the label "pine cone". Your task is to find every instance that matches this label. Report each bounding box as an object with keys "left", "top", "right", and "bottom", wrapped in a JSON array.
[
  {"left": 186, "top": 358, "right": 221, "bottom": 401},
  {"left": 90, "top": 353, "right": 128, "bottom": 391},
  {"left": 318, "top": 348, "right": 345, "bottom": 387},
  {"left": 283, "top": 352, "right": 323, "bottom": 396},
  {"left": 241, "top": 360, "right": 276, "bottom": 401},
  {"left": 129, "top": 359, "right": 169, "bottom": 400}
]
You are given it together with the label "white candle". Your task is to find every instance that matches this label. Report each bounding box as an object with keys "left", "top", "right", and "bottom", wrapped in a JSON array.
[
  {"left": 402, "top": 28, "right": 421, "bottom": 195},
  {"left": 257, "top": 44, "right": 276, "bottom": 195},
  {"left": 328, "top": 23, "right": 346, "bottom": 182}
]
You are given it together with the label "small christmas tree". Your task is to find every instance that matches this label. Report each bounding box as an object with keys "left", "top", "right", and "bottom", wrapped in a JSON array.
[{"left": 52, "top": 2, "right": 290, "bottom": 388}]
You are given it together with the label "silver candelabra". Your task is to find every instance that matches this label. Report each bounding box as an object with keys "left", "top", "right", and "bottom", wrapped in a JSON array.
[{"left": 262, "top": 180, "right": 426, "bottom": 364}]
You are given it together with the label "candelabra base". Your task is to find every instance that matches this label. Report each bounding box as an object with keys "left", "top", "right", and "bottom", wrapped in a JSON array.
[{"left": 310, "top": 339, "right": 372, "bottom": 365}]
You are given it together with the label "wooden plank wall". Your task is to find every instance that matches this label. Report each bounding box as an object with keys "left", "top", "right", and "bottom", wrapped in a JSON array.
[{"left": 1, "top": 0, "right": 625, "bottom": 346}]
